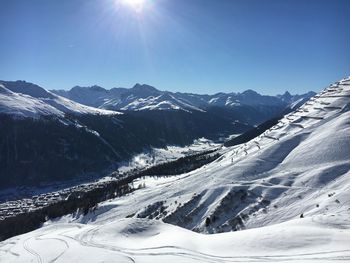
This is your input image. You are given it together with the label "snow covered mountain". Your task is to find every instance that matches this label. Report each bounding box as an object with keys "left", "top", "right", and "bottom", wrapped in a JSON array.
[
  {"left": 0, "top": 81, "right": 254, "bottom": 189},
  {"left": 1, "top": 76, "right": 349, "bottom": 262},
  {"left": 0, "top": 81, "right": 120, "bottom": 118},
  {"left": 0, "top": 79, "right": 292, "bottom": 127},
  {"left": 58, "top": 76, "right": 350, "bottom": 232},
  {"left": 52, "top": 83, "right": 315, "bottom": 112}
]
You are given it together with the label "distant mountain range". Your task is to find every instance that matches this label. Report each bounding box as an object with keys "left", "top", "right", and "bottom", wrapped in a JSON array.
[{"left": 52, "top": 83, "right": 316, "bottom": 112}]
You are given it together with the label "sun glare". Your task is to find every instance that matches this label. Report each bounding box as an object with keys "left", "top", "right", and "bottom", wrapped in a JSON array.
[{"left": 122, "top": 0, "right": 146, "bottom": 12}]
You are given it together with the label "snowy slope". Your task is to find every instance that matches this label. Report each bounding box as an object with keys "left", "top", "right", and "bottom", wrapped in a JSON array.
[
  {"left": 1, "top": 77, "right": 349, "bottom": 262},
  {"left": 0, "top": 84, "right": 64, "bottom": 118},
  {"left": 0, "top": 81, "right": 121, "bottom": 118},
  {"left": 1, "top": 215, "right": 349, "bottom": 263}
]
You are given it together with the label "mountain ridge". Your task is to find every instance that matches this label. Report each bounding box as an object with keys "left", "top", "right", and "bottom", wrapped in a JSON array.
[
  {"left": 0, "top": 80, "right": 121, "bottom": 118},
  {"left": 51, "top": 83, "right": 316, "bottom": 112}
]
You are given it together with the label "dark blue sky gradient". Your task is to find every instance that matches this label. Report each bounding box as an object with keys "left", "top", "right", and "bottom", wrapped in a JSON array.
[{"left": 0, "top": 0, "right": 349, "bottom": 94}]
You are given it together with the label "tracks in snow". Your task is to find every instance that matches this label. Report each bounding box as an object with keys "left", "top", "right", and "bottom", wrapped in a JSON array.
[{"left": 23, "top": 237, "right": 43, "bottom": 263}]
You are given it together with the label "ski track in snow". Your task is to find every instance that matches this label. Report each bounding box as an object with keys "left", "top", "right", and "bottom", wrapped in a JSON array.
[
  {"left": 3, "top": 216, "right": 350, "bottom": 262},
  {"left": 23, "top": 237, "right": 43, "bottom": 263}
]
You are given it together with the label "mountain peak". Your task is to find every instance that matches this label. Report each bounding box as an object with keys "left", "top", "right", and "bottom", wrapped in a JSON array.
[
  {"left": 71, "top": 85, "right": 106, "bottom": 93},
  {"left": 89, "top": 85, "right": 106, "bottom": 92},
  {"left": 241, "top": 89, "right": 259, "bottom": 96},
  {"left": 280, "top": 91, "right": 292, "bottom": 100},
  {"left": 131, "top": 84, "right": 160, "bottom": 93},
  {"left": 126, "top": 84, "right": 162, "bottom": 99}
]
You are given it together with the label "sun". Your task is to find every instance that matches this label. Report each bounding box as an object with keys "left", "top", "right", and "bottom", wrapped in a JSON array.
[{"left": 122, "top": 0, "right": 146, "bottom": 12}]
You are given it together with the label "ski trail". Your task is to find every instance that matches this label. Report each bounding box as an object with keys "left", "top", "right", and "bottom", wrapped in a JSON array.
[
  {"left": 23, "top": 237, "right": 43, "bottom": 263},
  {"left": 37, "top": 236, "right": 69, "bottom": 263}
]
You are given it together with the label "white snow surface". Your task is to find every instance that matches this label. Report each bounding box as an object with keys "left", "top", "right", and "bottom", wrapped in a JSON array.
[
  {"left": 1, "top": 76, "right": 350, "bottom": 262},
  {"left": 0, "top": 83, "right": 121, "bottom": 118},
  {"left": 1, "top": 215, "right": 349, "bottom": 263}
]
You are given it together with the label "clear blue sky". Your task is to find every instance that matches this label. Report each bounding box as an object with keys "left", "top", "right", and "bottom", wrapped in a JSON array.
[{"left": 0, "top": 0, "right": 349, "bottom": 94}]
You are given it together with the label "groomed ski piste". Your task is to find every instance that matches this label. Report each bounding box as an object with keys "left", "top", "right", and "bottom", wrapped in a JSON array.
[{"left": 1, "top": 76, "right": 350, "bottom": 262}]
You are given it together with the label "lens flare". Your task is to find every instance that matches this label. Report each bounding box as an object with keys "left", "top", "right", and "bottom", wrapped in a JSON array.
[{"left": 122, "top": 0, "right": 146, "bottom": 12}]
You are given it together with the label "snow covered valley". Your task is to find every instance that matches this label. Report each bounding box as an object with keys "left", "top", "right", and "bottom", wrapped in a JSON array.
[{"left": 1, "top": 76, "right": 350, "bottom": 262}]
